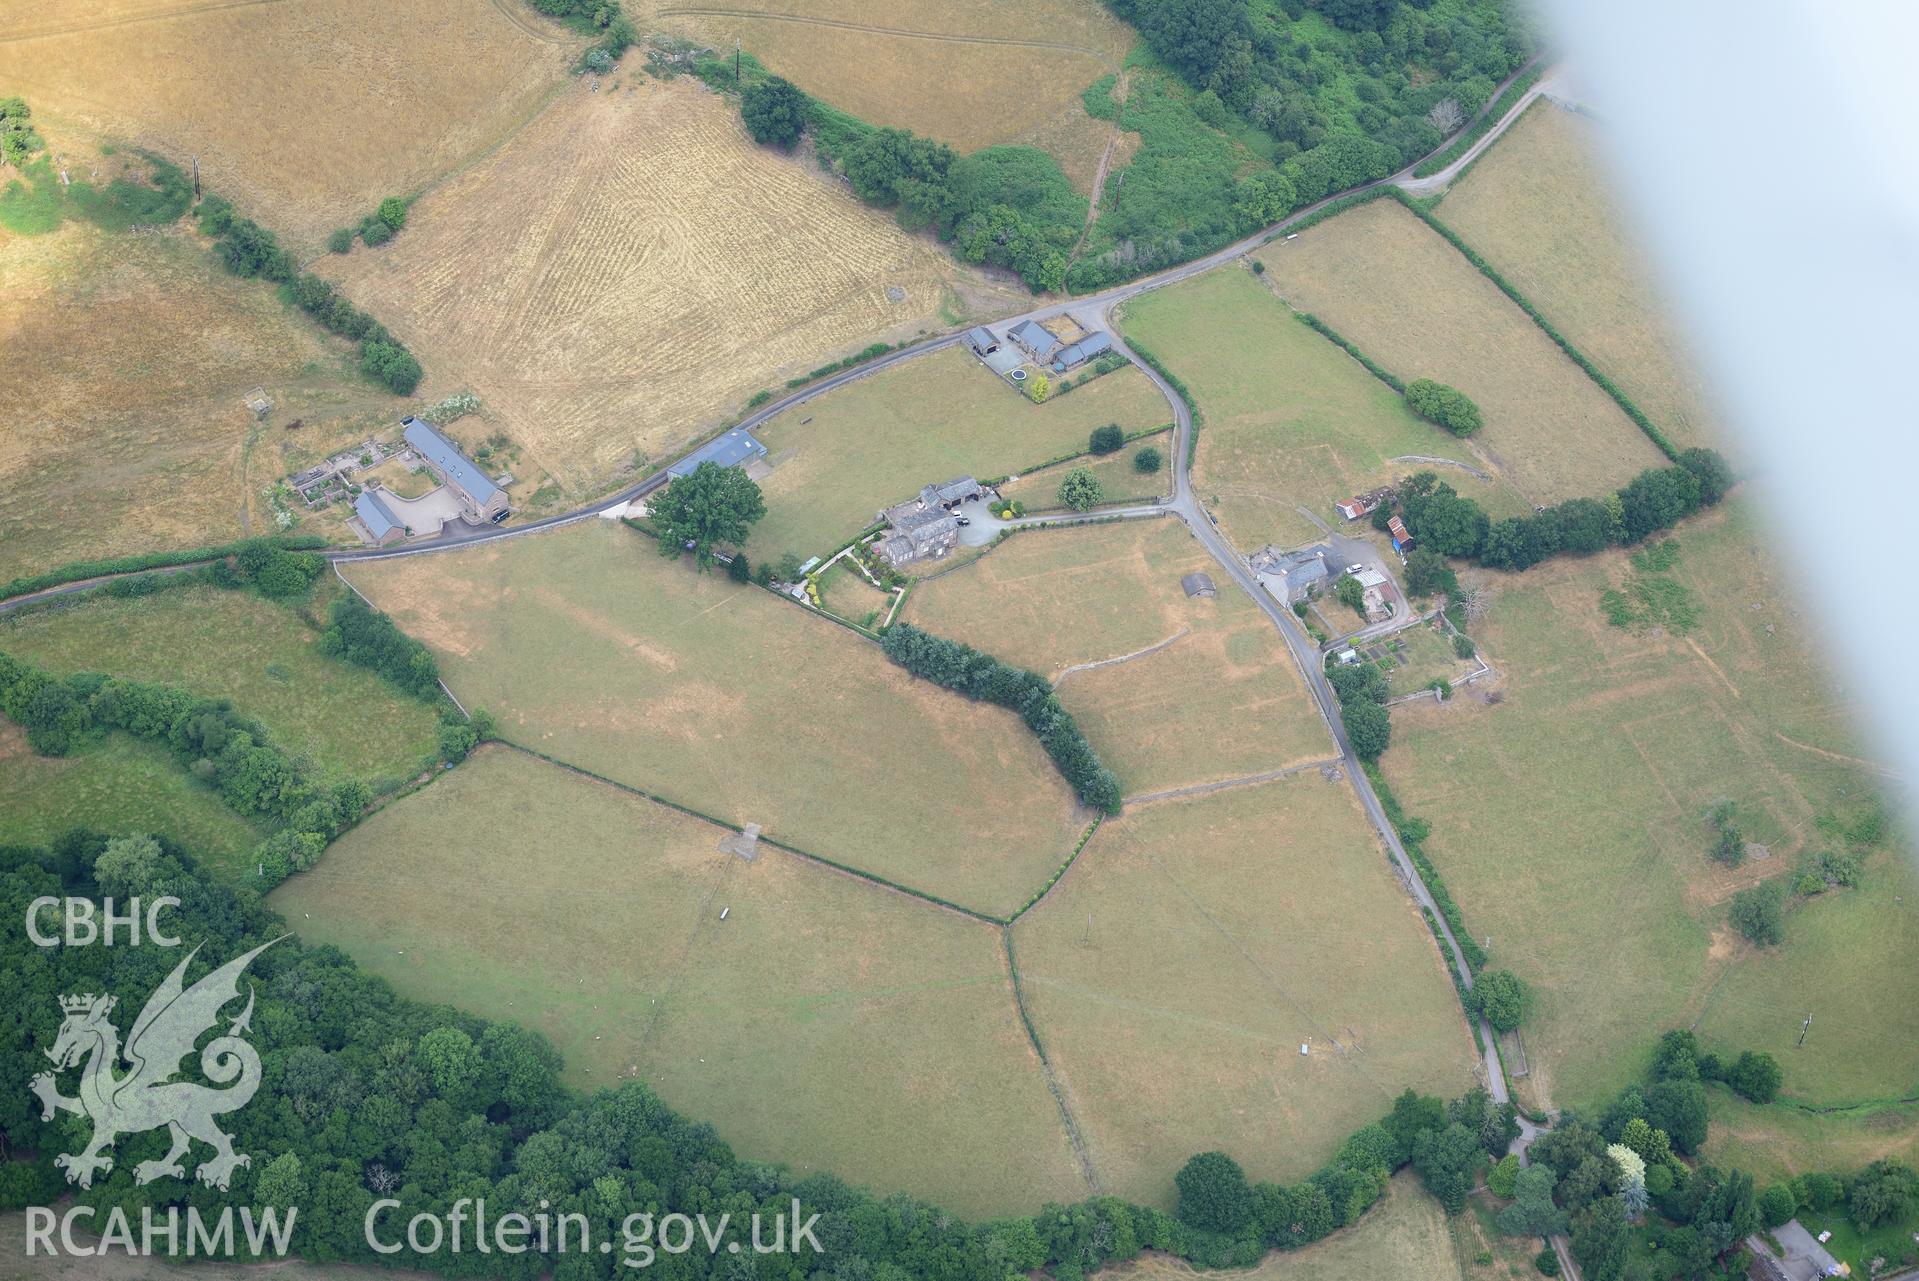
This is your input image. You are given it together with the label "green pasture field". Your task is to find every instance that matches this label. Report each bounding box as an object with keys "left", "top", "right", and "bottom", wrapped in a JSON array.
[
  {"left": 1378, "top": 621, "right": 1476, "bottom": 696},
  {"left": 1436, "top": 103, "right": 1725, "bottom": 451},
  {"left": 999, "top": 427, "right": 1175, "bottom": 511},
  {"left": 745, "top": 345, "right": 1169, "bottom": 565},
  {"left": 0, "top": 583, "right": 441, "bottom": 784},
  {"left": 1119, "top": 268, "right": 1526, "bottom": 552},
  {"left": 273, "top": 746, "right": 1087, "bottom": 1218},
  {"left": 1703, "top": 1094, "right": 1918, "bottom": 1186},
  {"left": 1379, "top": 495, "right": 1918, "bottom": 1121},
  {"left": 1109, "top": 1175, "right": 1466, "bottom": 1281},
  {"left": 1013, "top": 770, "right": 1478, "bottom": 1206},
  {"left": 0, "top": 724, "right": 265, "bottom": 872},
  {"left": 1252, "top": 201, "right": 1667, "bottom": 507},
  {"left": 905, "top": 520, "right": 1331, "bottom": 797},
  {"left": 342, "top": 521, "right": 1086, "bottom": 919}
]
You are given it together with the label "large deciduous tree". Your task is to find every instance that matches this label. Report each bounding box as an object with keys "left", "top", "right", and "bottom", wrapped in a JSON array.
[
  {"left": 740, "top": 76, "right": 809, "bottom": 150},
  {"left": 649, "top": 462, "right": 766, "bottom": 569}
]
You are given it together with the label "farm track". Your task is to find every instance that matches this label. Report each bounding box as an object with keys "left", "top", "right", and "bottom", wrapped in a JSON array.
[
  {"left": 654, "top": 7, "right": 1119, "bottom": 64},
  {"left": 0, "top": 0, "right": 288, "bottom": 45}
]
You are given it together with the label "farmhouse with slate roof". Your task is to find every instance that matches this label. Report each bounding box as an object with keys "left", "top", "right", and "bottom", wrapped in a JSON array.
[
  {"left": 353, "top": 490, "right": 405, "bottom": 546},
  {"left": 403, "top": 417, "right": 509, "bottom": 525},
  {"left": 1007, "top": 319, "right": 1061, "bottom": 363},
  {"left": 669, "top": 427, "right": 767, "bottom": 478},
  {"left": 874, "top": 477, "right": 985, "bottom": 568}
]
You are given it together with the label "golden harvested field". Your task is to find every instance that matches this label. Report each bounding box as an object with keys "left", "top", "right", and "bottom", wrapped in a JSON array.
[
  {"left": 906, "top": 520, "right": 1331, "bottom": 797},
  {"left": 343, "top": 521, "right": 1088, "bottom": 918},
  {"left": 644, "top": 0, "right": 1135, "bottom": 191},
  {"left": 1253, "top": 200, "right": 1667, "bottom": 506},
  {"left": 274, "top": 747, "right": 1087, "bottom": 1217},
  {"left": 1438, "top": 103, "right": 1727, "bottom": 451},
  {"left": 0, "top": 221, "right": 401, "bottom": 583},
  {"left": 747, "top": 347, "right": 1169, "bottom": 564},
  {"left": 1013, "top": 772, "right": 1479, "bottom": 1206},
  {"left": 0, "top": 0, "right": 578, "bottom": 250},
  {"left": 1109, "top": 1176, "right": 1466, "bottom": 1281},
  {"left": 322, "top": 74, "right": 1022, "bottom": 497},
  {"left": 1379, "top": 495, "right": 1919, "bottom": 1117},
  {"left": 1122, "top": 268, "right": 1530, "bottom": 551}
]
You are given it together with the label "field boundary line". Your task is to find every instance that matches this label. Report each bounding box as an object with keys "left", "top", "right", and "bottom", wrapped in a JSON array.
[
  {"left": 1120, "top": 756, "right": 1342, "bottom": 808},
  {"left": 1000, "top": 927, "right": 1102, "bottom": 1194},
  {"left": 654, "top": 8, "right": 1119, "bottom": 66},
  {"left": 1052, "top": 627, "right": 1189, "bottom": 687},
  {"left": 491, "top": 740, "right": 1011, "bottom": 925}
]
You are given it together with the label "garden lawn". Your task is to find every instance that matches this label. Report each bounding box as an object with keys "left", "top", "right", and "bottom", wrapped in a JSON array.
[
  {"left": 273, "top": 746, "right": 1088, "bottom": 1218},
  {"left": 342, "top": 520, "right": 1088, "bottom": 919},
  {"left": 1000, "top": 428, "right": 1174, "bottom": 512},
  {"left": 747, "top": 346, "right": 1169, "bottom": 565},
  {"left": 0, "top": 724, "right": 265, "bottom": 874},
  {"left": 1253, "top": 201, "right": 1667, "bottom": 506},
  {"left": 0, "top": 583, "right": 441, "bottom": 784},
  {"left": 1120, "top": 267, "right": 1526, "bottom": 552},
  {"left": 905, "top": 520, "right": 1332, "bottom": 797},
  {"left": 1013, "top": 771, "right": 1478, "bottom": 1206},
  {"left": 1378, "top": 494, "right": 1918, "bottom": 1124},
  {"left": 1436, "top": 102, "right": 1726, "bottom": 451}
]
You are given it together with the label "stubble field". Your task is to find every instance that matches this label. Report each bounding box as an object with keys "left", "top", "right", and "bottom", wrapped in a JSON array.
[
  {"left": 1436, "top": 103, "right": 1726, "bottom": 451},
  {"left": 0, "top": 0, "right": 578, "bottom": 251},
  {"left": 1013, "top": 771, "right": 1480, "bottom": 1206},
  {"left": 905, "top": 520, "right": 1331, "bottom": 798},
  {"left": 642, "top": 0, "right": 1134, "bottom": 191},
  {"left": 1253, "top": 200, "right": 1667, "bottom": 507},
  {"left": 745, "top": 346, "right": 1169, "bottom": 564},
  {"left": 0, "top": 584, "right": 441, "bottom": 783},
  {"left": 272, "top": 746, "right": 1088, "bottom": 1218},
  {"left": 342, "top": 520, "right": 1087, "bottom": 918},
  {"left": 0, "top": 222, "right": 401, "bottom": 583},
  {"left": 1120, "top": 268, "right": 1528, "bottom": 553},
  {"left": 321, "top": 75, "right": 1023, "bottom": 498},
  {"left": 1378, "top": 496, "right": 1919, "bottom": 1122}
]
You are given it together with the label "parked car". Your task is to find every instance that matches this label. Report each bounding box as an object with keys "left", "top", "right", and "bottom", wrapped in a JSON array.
[
  {"left": 1344, "top": 563, "right": 1366, "bottom": 576},
  {"left": 956, "top": 517, "right": 971, "bottom": 527}
]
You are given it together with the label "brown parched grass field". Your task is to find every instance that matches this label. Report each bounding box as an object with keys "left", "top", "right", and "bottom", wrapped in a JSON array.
[
  {"left": 273, "top": 746, "right": 1089, "bottom": 1218},
  {"left": 906, "top": 519, "right": 1332, "bottom": 798},
  {"left": 1379, "top": 494, "right": 1919, "bottom": 1122},
  {"left": 342, "top": 520, "right": 1087, "bottom": 918},
  {"left": 321, "top": 74, "right": 1023, "bottom": 498},
  {"left": 1437, "top": 102, "right": 1727, "bottom": 451},
  {"left": 643, "top": 0, "right": 1136, "bottom": 192},
  {"left": 0, "top": 0, "right": 579, "bottom": 251},
  {"left": 1253, "top": 200, "right": 1666, "bottom": 507},
  {"left": 1014, "top": 770, "right": 1480, "bottom": 1206},
  {"left": 0, "top": 220, "right": 402, "bottom": 583}
]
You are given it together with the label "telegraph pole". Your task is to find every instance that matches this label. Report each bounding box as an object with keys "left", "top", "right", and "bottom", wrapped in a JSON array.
[
  {"left": 1797, "top": 1013, "right": 1813, "bottom": 1048},
  {"left": 735, "top": 38, "right": 741, "bottom": 83}
]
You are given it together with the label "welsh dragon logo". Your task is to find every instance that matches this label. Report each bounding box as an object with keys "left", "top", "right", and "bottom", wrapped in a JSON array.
[{"left": 30, "top": 938, "right": 283, "bottom": 1191}]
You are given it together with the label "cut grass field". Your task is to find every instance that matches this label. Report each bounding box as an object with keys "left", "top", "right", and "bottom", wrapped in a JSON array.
[
  {"left": 1436, "top": 102, "right": 1726, "bottom": 451},
  {"left": 0, "top": 0, "right": 578, "bottom": 251},
  {"left": 0, "top": 220, "right": 402, "bottom": 583},
  {"left": 342, "top": 521, "right": 1087, "bottom": 918},
  {"left": 1107, "top": 1175, "right": 1465, "bottom": 1281},
  {"left": 905, "top": 520, "right": 1330, "bottom": 797},
  {"left": 1253, "top": 201, "right": 1667, "bottom": 507},
  {"left": 0, "top": 724, "right": 265, "bottom": 871},
  {"left": 746, "top": 347, "right": 1169, "bottom": 564},
  {"left": 1119, "top": 268, "right": 1527, "bottom": 553},
  {"left": 272, "top": 746, "right": 1088, "bottom": 1217},
  {"left": 0, "top": 584, "right": 441, "bottom": 783},
  {"left": 643, "top": 0, "right": 1134, "bottom": 193},
  {"left": 1000, "top": 429, "right": 1173, "bottom": 511},
  {"left": 1379, "top": 495, "right": 1919, "bottom": 1119},
  {"left": 321, "top": 75, "right": 1023, "bottom": 499},
  {"left": 1013, "top": 771, "right": 1479, "bottom": 1206},
  {"left": 1704, "top": 1095, "right": 1919, "bottom": 1187}
]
